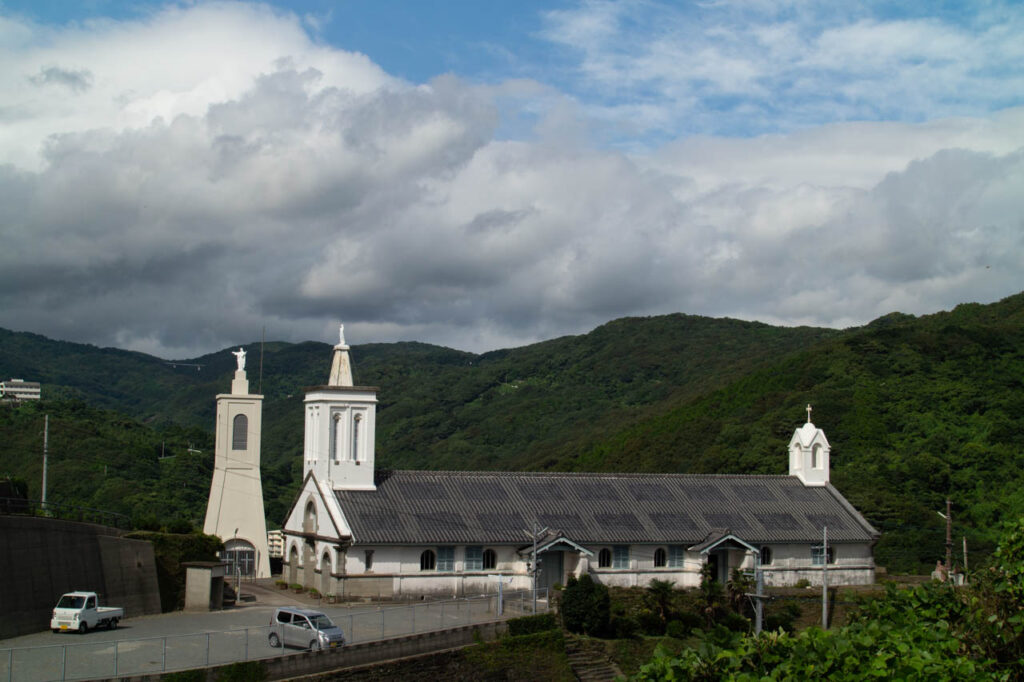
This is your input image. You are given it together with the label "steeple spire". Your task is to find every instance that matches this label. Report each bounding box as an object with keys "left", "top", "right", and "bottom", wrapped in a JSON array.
[
  {"left": 806, "top": 403, "right": 813, "bottom": 424},
  {"left": 328, "top": 322, "right": 354, "bottom": 387}
]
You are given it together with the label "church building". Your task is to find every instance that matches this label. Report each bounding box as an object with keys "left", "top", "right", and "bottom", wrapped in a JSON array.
[{"left": 281, "top": 331, "right": 878, "bottom": 598}]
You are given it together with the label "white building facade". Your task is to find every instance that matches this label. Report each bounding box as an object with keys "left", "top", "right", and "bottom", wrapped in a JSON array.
[
  {"left": 203, "top": 349, "right": 271, "bottom": 578},
  {"left": 0, "top": 379, "right": 40, "bottom": 402},
  {"left": 282, "top": 338, "right": 878, "bottom": 599}
]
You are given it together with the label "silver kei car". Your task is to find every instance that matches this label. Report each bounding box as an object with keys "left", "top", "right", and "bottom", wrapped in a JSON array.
[{"left": 268, "top": 606, "right": 346, "bottom": 651}]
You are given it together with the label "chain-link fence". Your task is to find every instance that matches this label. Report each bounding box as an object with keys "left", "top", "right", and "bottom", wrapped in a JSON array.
[{"left": 0, "top": 589, "right": 549, "bottom": 682}]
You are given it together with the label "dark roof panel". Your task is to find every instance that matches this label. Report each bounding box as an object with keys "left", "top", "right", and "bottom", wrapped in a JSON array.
[{"left": 336, "top": 471, "right": 878, "bottom": 545}]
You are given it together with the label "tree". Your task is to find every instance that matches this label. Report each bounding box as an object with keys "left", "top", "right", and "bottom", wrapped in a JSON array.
[{"left": 560, "top": 574, "right": 610, "bottom": 636}]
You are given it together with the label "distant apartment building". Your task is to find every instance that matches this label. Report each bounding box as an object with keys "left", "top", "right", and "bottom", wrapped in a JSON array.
[
  {"left": 0, "top": 379, "right": 41, "bottom": 402},
  {"left": 267, "top": 529, "right": 284, "bottom": 559}
]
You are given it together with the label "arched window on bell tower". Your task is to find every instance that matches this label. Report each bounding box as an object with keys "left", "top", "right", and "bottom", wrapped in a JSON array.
[
  {"left": 331, "top": 413, "right": 342, "bottom": 461},
  {"left": 352, "top": 413, "right": 362, "bottom": 461},
  {"left": 232, "top": 414, "right": 248, "bottom": 450}
]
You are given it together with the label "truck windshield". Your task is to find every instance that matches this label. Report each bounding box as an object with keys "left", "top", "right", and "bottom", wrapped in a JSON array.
[
  {"left": 57, "top": 596, "right": 86, "bottom": 609},
  {"left": 310, "top": 615, "right": 334, "bottom": 630}
]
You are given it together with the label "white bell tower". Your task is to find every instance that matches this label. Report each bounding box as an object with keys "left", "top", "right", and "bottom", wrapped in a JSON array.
[
  {"left": 203, "top": 348, "right": 271, "bottom": 578},
  {"left": 303, "top": 325, "right": 378, "bottom": 491},
  {"left": 788, "top": 404, "right": 830, "bottom": 487}
]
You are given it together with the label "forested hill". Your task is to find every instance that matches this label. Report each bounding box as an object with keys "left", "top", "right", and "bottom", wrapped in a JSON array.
[{"left": 3, "top": 292, "right": 1024, "bottom": 572}]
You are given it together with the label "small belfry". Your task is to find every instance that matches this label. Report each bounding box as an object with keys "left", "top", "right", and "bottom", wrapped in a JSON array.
[
  {"left": 303, "top": 323, "right": 378, "bottom": 490},
  {"left": 203, "top": 347, "right": 271, "bottom": 578},
  {"left": 788, "top": 403, "right": 831, "bottom": 486}
]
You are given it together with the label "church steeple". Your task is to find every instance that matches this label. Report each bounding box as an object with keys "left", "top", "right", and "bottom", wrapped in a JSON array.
[
  {"left": 303, "top": 323, "right": 378, "bottom": 491},
  {"left": 788, "top": 404, "right": 830, "bottom": 486},
  {"left": 328, "top": 324, "right": 354, "bottom": 387}
]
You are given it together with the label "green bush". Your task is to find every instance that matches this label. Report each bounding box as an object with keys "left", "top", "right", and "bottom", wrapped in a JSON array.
[
  {"left": 560, "top": 575, "right": 610, "bottom": 636},
  {"left": 610, "top": 615, "right": 640, "bottom": 639},
  {"left": 764, "top": 600, "right": 801, "bottom": 632},
  {"left": 635, "top": 609, "right": 664, "bottom": 636},
  {"left": 507, "top": 612, "right": 558, "bottom": 636},
  {"left": 794, "top": 578, "right": 811, "bottom": 588},
  {"left": 664, "top": 618, "right": 690, "bottom": 639}
]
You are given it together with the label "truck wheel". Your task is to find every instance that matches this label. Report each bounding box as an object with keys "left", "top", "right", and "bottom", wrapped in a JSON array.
[
  {"left": 108, "top": 619, "right": 118, "bottom": 631},
  {"left": 268, "top": 633, "right": 281, "bottom": 648},
  {"left": 52, "top": 629, "right": 60, "bottom": 634},
  {"left": 78, "top": 623, "right": 87, "bottom": 634}
]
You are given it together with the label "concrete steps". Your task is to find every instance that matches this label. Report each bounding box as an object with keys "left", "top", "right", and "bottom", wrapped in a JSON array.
[{"left": 564, "top": 636, "right": 622, "bottom": 682}]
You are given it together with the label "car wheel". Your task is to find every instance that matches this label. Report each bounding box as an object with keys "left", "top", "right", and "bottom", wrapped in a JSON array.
[
  {"left": 309, "top": 639, "right": 320, "bottom": 652},
  {"left": 52, "top": 629, "right": 60, "bottom": 634},
  {"left": 268, "top": 632, "right": 281, "bottom": 648},
  {"left": 78, "top": 623, "right": 87, "bottom": 634}
]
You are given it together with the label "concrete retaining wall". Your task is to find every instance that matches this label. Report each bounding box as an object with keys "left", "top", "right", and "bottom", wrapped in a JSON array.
[
  {"left": 110, "top": 620, "right": 508, "bottom": 681},
  {"left": 0, "top": 516, "right": 161, "bottom": 639}
]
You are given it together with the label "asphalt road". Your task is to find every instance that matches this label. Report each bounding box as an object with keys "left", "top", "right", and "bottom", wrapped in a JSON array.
[{"left": 0, "top": 583, "right": 524, "bottom": 681}]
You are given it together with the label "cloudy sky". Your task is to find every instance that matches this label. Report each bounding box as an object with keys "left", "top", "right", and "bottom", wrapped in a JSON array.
[{"left": 2, "top": 1, "right": 1023, "bottom": 358}]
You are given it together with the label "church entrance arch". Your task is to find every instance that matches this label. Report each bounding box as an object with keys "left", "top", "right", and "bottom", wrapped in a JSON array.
[{"left": 224, "top": 538, "right": 256, "bottom": 578}]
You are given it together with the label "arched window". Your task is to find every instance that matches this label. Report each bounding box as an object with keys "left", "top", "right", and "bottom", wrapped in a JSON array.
[
  {"left": 331, "top": 413, "right": 342, "bottom": 460},
  {"left": 232, "top": 414, "right": 247, "bottom": 450},
  {"left": 352, "top": 413, "right": 362, "bottom": 461},
  {"left": 483, "top": 549, "right": 497, "bottom": 570},
  {"left": 598, "top": 548, "right": 612, "bottom": 568},
  {"left": 654, "top": 547, "right": 667, "bottom": 567},
  {"left": 760, "top": 546, "right": 772, "bottom": 566},
  {"left": 303, "top": 501, "right": 317, "bottom": 534},
  {"left": 420, "top": 549, "right": 436, "bottom": 571},
  {"left": 812, "top": 444, "right": 822, "bottom": 469}
]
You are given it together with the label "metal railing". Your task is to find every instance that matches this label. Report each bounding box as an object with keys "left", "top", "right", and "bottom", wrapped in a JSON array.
[
  {"left": 0, "top": 498, "right": 131, "bottom": 530},
  {"left": 0, "top": 589, "right": 549, "bottom": 681}
]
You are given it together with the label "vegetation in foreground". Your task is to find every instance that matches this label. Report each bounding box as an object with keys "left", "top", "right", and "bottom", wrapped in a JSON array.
[{"left": 629, "top": 518, "right": 1024, "bottom": 681}]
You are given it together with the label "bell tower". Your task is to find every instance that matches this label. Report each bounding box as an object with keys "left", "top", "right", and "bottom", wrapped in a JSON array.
[
  {"left": 788, "top": 404, "right": 830, "bottom": 486},
  {"left": 303, "top": 325, "right": 378, "bottom": 491},
  {"left": 203, "top": 347, "right": 271, "bottom": 578}
]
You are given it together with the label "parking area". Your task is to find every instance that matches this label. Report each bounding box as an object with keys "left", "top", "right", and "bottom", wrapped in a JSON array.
[{"left": 0, "top": 584, "right": 545, "bottom": 681}]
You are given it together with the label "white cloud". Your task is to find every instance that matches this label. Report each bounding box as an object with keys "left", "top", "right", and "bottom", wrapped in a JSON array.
[{"left": 0, "top": 2, "right": 1022, "bottom": 358}]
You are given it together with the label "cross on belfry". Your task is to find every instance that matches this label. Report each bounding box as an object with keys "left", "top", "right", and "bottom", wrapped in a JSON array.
[{"left": 806, "top": 404, "right": 813, "bottom": 423}]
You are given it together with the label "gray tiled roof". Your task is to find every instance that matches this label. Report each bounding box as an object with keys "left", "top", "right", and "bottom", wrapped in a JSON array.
[{"left": 335, "top": 471, "right": 878, "bottom": 547}]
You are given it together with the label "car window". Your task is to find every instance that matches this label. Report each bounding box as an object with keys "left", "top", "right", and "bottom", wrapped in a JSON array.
[
  {"left": 297, "top": 617, "right": 311, "bottom": 629},
  {"left": 58, "top": 596, "right": 86, "bottom": 609},
  {"left": 276, "top": 611, "right": 291, "bottom": 624},
  {"left": 310, "top": 615, "right": 334, "bottom": 630}
]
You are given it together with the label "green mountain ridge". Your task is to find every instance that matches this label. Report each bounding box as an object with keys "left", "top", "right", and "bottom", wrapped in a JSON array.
[{"left": 3, "top": 292, "right": 1023, "bottom": 572}]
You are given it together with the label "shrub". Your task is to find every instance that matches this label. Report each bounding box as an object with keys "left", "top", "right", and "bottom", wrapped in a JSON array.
[
  {"left": 507, "top": 613, "right": 558, "bottom": 636},
  {"left": 561, "top": 574, "right": 610, "bottom": 636},
  {"left": 794, "top": 578, "right": 811, "bottom": 588},
  {"left": 610, "top": 615, "right": 640, "bottom": 639},
  {"left": 307, "top": 587, "right": 320, "bottom": 597},
  {"left": 665, "top": 619, "right": 689, "bottom": 639},
  {"left": 289, "top": 583, "right": 303, "bottom": 591},
  {"left": 635, "top": 609, "right": 664, "bottom": 636}
]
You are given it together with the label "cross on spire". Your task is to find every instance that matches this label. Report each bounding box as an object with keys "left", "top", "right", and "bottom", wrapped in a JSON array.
[{"left": 806, "top": 404, "right": 813, "bottom": 424}]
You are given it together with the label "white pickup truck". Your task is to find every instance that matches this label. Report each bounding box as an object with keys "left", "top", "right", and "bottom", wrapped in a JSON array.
[{"left": 50, "top": 591, "right": 123, "bottom": 633}]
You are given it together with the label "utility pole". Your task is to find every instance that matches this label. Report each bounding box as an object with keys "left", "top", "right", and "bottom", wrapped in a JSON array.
[
  {"left": 963, "top": 536, "right": 969, "bottom": 582},
  {"left": 821, "top": 526, "right": 828, "bottom": 629},
  {"left": 524, "top": 522, "right": 548, "bottom": 614},
  {"left": 42, "top": 414, "right": 49, "bottom": 510},
  {"left": 754, "top": 564, "right": 764, "bottom": 634},
  {"left": 945, "top": 498, "right": 953, "bottom": 578}
]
